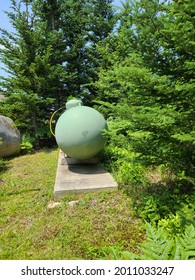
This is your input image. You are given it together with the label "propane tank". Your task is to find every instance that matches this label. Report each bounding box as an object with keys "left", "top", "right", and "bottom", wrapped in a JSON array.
[{"left": 55, "top": 99, "right": 107, "bottom": 159}]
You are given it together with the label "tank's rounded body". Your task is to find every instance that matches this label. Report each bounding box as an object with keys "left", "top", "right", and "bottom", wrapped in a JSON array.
[{"left": 55, "top": 105, "right": 107, "bottom": 159}]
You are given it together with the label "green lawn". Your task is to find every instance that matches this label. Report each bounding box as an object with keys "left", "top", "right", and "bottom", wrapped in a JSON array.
[{"left": 0, "top": 149, "right": 144, "bottom": 259}]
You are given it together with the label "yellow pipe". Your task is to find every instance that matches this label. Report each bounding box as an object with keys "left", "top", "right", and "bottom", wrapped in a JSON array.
[{"left": 49, "top": 106, "right": 66, "bottom": 137}]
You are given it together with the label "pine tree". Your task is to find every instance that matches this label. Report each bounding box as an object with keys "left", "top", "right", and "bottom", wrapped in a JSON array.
[
  {"left": 59, "top": 0, "right": 115, "bottom": 101},
  {"left": 59, "top": 0, "right": 89, "bottom": 97},
  {"left": 32, "top": 0, "right": 68, "bottom": 108},
  {"left": 0, "top": 0, "right": 65, "bottom": 146},
  {"left": 0, "top": 0, "right": 116, "bottom": 146},
  {"left": 95, "top": 0, "right": 195, "bottom": 185},
  {"left": 85, "top": 0, "right": 116, "bottom": 102}
]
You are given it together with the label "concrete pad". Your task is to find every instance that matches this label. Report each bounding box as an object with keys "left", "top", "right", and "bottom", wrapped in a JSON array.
[{"left": 54, "top": 151, "right": 118, "bottom": 198}]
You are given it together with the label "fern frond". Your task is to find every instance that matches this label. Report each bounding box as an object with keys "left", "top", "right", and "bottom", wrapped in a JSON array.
[
  {"left": 186, "top": 251, "right": 195, "bottom": 260},
  {"left": 138, "top": 224, "right": 195, "bottom": 260},
  {"left": 176, "top": 224, "right": 195, "bottom": 260},
  {"left": 137, "top": 224, "right": 172, "bottom": 260},
  {"left": 145, "top": 222, "right": 166, "bottom": 241},
  {"left": 173, "top": 238, "right": 185, "bottom": 260},
  {"left": 161, "top": 239, "right": 174, "bottom": 260},
  {"left": 118, "top": 224, "right": 195, "bottom": 260},
  {"left": 140, "top": 245, "right": 163, "bottom": 260}
]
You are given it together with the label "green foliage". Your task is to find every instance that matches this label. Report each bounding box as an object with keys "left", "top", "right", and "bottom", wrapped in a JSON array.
[
  {"left": 20, "top": 134, "right": 34, "bottom": 154},
  {"left": 134, "top": 177, "right": 195, "bottom": 227},
  {"left": 117, "top": 161, "right": 147, "bottom": 187},
  {"left": 99, "top": 118, "right": 149, "bottom": 192},
  {"left": 0, "top": 0, "right": 64, "bottom": 145},
  {"left": 86, "top": 244, "right": 125, "bottom": 260},
  {"left": 0, "top": 0, "right": 115, "bottom": 146},
  {"left": 95, "top": 0, "right": 195, "bottom": 188},
  {"left": 104, "top": 223, "right": 195, "bottom": 260},
  {"left": 122, "top": 223, "right": 195, "bottom": 260}
]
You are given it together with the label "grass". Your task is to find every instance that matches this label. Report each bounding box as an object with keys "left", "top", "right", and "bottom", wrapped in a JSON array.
[{"left": 0, "top": 149, "right": 144, "bottom": 260}]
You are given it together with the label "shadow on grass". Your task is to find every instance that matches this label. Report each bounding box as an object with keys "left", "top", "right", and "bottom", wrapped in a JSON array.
[
  {"left": 0, "top": 158, "right": 11, "bottom": 177},
  {"left": 1, "top": 188, "right": 41, "bottom": 197},
  {"left": 20, "top": 146, "right": 58, "bottom": 156}
]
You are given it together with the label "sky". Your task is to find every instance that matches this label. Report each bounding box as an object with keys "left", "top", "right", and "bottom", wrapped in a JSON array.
[{"left": 0, "top": 0, "right": 123, "bottom": 78}]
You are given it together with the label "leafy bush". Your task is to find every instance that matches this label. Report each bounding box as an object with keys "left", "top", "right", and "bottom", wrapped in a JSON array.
[
  {"left": 20, "top": 135, "right": 34, "bottom": 154},
  {"left": 104, "top": 223, "right": 195, "bottom": 260},
  {"left": 100, "top": 138, "right": 149, "bottom": 193},
  {"left": 134, "top": 181, "right": 195, "bottom": 227},
  {"left": 121, "top": 223, "right": 195, "bottom": 260},
  {"left": 94, "top": 0, "right": 195, "bottom": 189},
  {"left": 158, "top": 204, "right": 195, "bottom": 236}
]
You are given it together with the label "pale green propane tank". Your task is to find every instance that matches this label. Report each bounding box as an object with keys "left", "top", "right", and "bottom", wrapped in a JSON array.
[{"left": 55, "top": 99, "right": 107, "bottom": 159}]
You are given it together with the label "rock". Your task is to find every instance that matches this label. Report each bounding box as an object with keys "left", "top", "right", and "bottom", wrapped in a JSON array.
[
  {"left": 0, "top": 115, "right": 21, "bottom": 157},
  {"left": 48, "top": 202, "right": 61, "bottom": 209},
  {"left": 68, "top": 200, "right": 79, "bottom": 207}
]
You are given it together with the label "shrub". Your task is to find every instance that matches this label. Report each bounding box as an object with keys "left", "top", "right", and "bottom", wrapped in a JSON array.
[
  {"left": 20, "top": 135, "right": 34, "bottom": 154},
  {"left": 105, "top": 223, "right": 195, "bottom": 260},
  {"left": 121, "top": 223, "right": 195, "bottom": 260}
]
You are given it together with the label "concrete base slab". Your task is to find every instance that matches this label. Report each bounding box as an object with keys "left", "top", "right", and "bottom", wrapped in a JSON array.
[{"left": 54, "top": 151, "right": 118, "bottom": 198}]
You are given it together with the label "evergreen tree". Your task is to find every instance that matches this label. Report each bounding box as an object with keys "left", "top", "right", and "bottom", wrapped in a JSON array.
[
  {"left": 0, "top": 0, "right": 53, "bottom": 146},
  {"left": 0, "top": 0, "right": 116, "bottom": 146},
  {"left": 85, "top": 0, "right": 116, "bottom": 102},
  {"left": 95, "top": 0, "right": 195, "bottom": 185},
  {"left": 32, "top": 0, "right": 68, "bottom": 108},
  {"left": 59, "top": 0, "right": 115, "bottom": 101},
  {"left": 59, "top": 0, "right": 89, "bottom": 97},
  {"left": 0, "top": 0, "right": 68, "bottom": 146}
]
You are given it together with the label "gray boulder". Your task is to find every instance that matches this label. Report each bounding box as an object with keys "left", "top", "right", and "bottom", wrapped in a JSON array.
[{"left": 0, "top": 115, "right": 21, "bottom": 157}]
